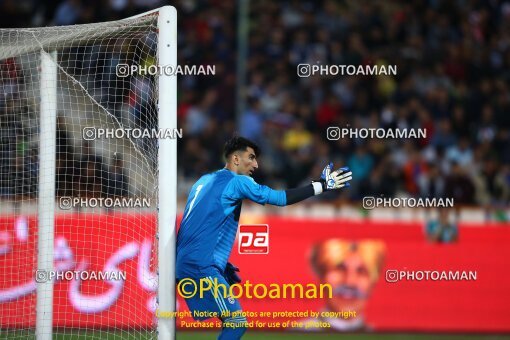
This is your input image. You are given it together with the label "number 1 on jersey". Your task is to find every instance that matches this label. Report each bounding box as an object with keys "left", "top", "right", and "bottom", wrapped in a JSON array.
[{"left": 185, "top": 184, "right": 203, "bottom": 220}]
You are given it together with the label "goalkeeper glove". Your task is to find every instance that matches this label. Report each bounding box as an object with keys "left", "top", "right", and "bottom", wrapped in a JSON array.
[
  {"left": 313, "top": 162, "right": 352, "bottom": 193},
  {"left": 224, "top": 262, "right": 241, "bottom": 285}
]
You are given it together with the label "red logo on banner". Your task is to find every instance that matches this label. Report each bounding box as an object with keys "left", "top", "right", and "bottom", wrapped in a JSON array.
[{"left": 238, "top": 224, "right": 269, "bottom": 254}]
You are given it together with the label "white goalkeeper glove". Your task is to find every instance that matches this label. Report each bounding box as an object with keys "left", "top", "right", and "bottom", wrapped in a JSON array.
[{"left": 312, "top": 162, "right": 352, "bottom": 194}]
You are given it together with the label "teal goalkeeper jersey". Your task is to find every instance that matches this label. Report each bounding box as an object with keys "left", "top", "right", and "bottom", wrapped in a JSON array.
[{"left": 176, "top": 168, "right": 286, "bottom": 279}]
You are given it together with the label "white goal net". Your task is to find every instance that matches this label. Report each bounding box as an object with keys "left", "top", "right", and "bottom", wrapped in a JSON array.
[{"left": 0, "top": 6, "right": 177, "bottom": 340}]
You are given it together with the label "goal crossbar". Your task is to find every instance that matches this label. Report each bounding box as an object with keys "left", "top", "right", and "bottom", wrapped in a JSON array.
[{"left": 0, "top": 16, "right": 155, "bottom": 60}]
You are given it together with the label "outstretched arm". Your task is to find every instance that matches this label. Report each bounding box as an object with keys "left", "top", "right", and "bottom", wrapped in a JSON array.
[
  {"left": 284, "top": 184, "right": 315, "bottom": 205},
  {"left": 228, "top": 163, "right": 352, "bottom": 206}
]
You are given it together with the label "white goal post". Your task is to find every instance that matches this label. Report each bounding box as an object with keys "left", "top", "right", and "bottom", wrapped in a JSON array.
[
  {"left": 156, "top": 6, "right": 177, "bottom": 340},
  {"left": 37, "top": 49, "right": 57, "bottom": 340},
  {"left": 0, "top": 6, "right": 177, "bottom": 340}
]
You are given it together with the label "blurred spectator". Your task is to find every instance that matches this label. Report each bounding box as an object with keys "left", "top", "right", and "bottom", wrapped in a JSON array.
[
  {"left": 415, "top": 107, "right": 435, "bottom": 148},
  {"left": 53, "top": 0, "right": 82, "bottom": 26},
  {"left": 24, "top": 147, "right": 38, "bottom": 198},
  {"left": 431, "top": 119, "right": 456, "bottom": 149},
  {"left": 11, "top": 155, "right": 27, "bottom": 200},
  {"left": 246, "top": 72, "right": 265, "bottom": 99},
  {"left": 128, "top": 76, "right": 154, "bottom": 130},
  {"left": 316, "top": 94, "right": 342, "bottom": 129},
  {"left": 362, "top": 156, "right": 399, "bottom": 198},
  {"left": 476, "top": 105, "right": 497, "bottom": 144},
  {"left": 402, "top": 147, "right": 428, "bottom": 196},
  {"left": 450, "top": 105, "right": 470, "bottom": 138},
  {"left": 282, "top": 119, "right": 313, "bottom": 152},
  {"left": 473, "top": 158, "right": 509, "bottom": 206},
  {"left": 180, "top": 138, "right": 210, "bottom": 179},
  {"left": 425, "top": 209, "right": 458, "bottom": 243},
  {"left": 56, "top": 152, "right": 78, "bottom": 197},
  {"left": 417, "top": 163, "right": 445, "bottom": 199},
  {"left": 259, "top": 82, "right": 284, "bottom": 114},
  {"left": 445, "top": 137, "right": 473, "bottom": 169},
  {"left": 185, "top": 89, "right": 215, "bottom": 136},
  {"left": 0, "top": 130, "right": 15, "bottom": 198},
  {"left": 56, "top": 116, "right": 73, "bottom": 156},
  {"left": 444, "top": 162, "right": 476, "bottom": 205},
  {"left": 55, "top": 117, "right": 74, "bottom": 198},
  {"left": 77, "top": 141, "right": 106, "bottom": 198},
  {"left": 239, "top": 98, "right": 264, "bottom": 143},
  {"left": 106, "top": 153, "right": 128, "bottom": 197},
  {"left": 347, "top": 145, "right": 374, "bottom": 198},
  {"left": 198, "top": 119, "right": 229, "bottom": 171},
  {"left": 0, "top": 0, "right": 37, "bottom": 27},
  {"left": 494, "top": 129, "right": 510, "bottom": 164}
]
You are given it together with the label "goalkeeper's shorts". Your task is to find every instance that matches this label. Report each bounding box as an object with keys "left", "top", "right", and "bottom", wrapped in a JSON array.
[{"left": 180, "top": 272, "right": 246, "bottom": 322}]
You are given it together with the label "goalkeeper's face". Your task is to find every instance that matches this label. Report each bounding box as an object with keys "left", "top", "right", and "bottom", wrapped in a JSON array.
[{"left": 232, "top": 147, "right": 259, "bottom": 176}]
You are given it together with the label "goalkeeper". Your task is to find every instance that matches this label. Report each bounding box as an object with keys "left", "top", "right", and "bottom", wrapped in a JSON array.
[{"left": 176, "top": 136, "right": 352, "bottom": 340}]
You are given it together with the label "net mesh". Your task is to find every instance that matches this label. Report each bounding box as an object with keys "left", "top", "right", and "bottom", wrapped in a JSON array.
[{"left": 0, "top": 12, "right": 164, "bottom": 339}]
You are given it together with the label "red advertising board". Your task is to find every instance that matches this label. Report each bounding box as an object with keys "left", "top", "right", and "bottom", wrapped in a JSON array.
[
  {"left": 0, "top": 214, "right": 158, "bottom": 328},
  {"left": 1, "top": 214, "right": 509, "bottom": 332}
]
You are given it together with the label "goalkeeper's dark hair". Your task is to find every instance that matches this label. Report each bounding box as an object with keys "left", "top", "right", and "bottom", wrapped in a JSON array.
[{"left": 223, "top": 136, "right": 260, "bottom": 160}]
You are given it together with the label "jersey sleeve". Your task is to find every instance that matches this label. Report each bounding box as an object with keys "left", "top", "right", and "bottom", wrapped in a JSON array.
[{"left": 225, "top": 175, "right": 287, "bottom": 206}]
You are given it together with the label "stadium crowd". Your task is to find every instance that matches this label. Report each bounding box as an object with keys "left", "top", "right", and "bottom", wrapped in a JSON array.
[{"left": 0, "top": 0, "right": 509, "bottom": 217}]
